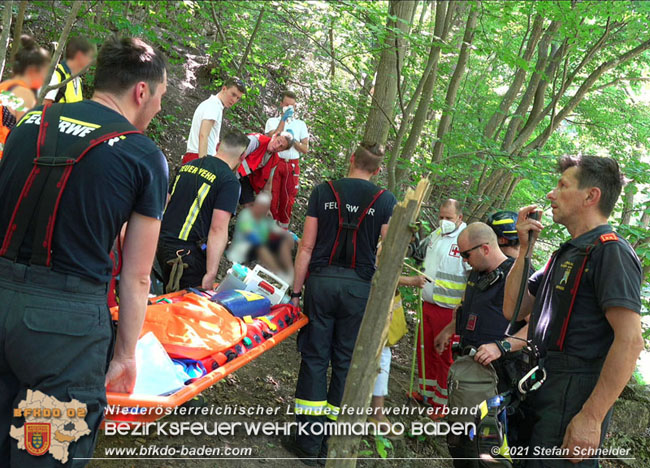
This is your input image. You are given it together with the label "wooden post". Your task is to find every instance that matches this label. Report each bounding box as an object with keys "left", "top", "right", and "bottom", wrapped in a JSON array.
[{"left": 326, "top": 178, "right": 431, "bottom": 468}]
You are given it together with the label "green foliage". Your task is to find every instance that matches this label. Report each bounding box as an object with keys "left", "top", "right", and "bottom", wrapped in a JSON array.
[
  {"left": 374, "top": 434, "right": 393, "bottom": 458},
  {"left": 357, "top": 438, "right": 373, "bottom": 457},
  {"left": 22, "top": 0, "right": 649, "bottom": 285}
]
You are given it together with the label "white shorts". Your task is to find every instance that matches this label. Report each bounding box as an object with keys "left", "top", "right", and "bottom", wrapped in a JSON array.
[{"left": 372, "top": 347, "right": 392, "bottom": 397}]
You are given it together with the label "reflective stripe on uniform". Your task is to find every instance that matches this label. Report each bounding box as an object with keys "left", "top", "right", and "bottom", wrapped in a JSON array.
[
  {"left": 491, "top": 218, "right": 515, "bottom": 225},
  {"left": 431, "top": 272, "right": 466, "bottom": 307},
  {"left": 178, "top": 182, "right": 211, "bottom": 240},
  {"left": 418, "top": 387, "right": 448, "bottom": 405},
  {"left": 432, "top": 286, "right": 464, "bottom": 298},
  {"left": 59, "top": 116, "right": 100, "bottom": 129},
  {"left": 325, "top": 403, "right": 340, "bottom": 421},
  {"left": 433, "top": 294, "right": 462, "bottom": 306},
  {"left": 294, "top": 399, "right": 327, "bottom": 416},
  {"left": 437, "top": 271, "right": 467, "bottom": 283},
  {"left": 418, "top": 378, "right": 448, "bottom": 396},
  {"left": 435, "top": 279, "right": 466, "bottom": 291},
  {"left": 241, "top": 159, "right": 252, "bottom": 175},
  {"left": 168, "top": 175, "right": 180, "bottom": 199}
]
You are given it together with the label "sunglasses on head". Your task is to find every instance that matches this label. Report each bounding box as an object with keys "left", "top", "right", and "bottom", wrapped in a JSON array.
[{"left": 459, "top": 243, "right": 486, "bottom": 259}]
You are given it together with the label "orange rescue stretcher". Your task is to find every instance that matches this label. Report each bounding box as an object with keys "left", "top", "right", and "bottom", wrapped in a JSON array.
[{"left": 104, "top": 288, "right": 308, "bottom": 425}]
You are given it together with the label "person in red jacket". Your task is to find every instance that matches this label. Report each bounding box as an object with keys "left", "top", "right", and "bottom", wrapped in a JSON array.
[{"left": 238, "top": 131, "right": 293, "bottom": 207}]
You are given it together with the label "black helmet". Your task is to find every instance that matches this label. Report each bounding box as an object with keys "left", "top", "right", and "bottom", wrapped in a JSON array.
[{"left": 487, "top": 211, "right": 519, "bottom": 245}]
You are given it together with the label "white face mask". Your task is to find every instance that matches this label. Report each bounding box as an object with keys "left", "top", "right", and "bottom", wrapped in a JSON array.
[{"left": 440, "top": 219, "right": 457, "bottom": 235}]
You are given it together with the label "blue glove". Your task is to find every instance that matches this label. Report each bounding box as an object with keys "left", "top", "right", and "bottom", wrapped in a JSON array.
[
  {"left": 281, "top": 107, "right": 294, "bottom": 122},
  {"left": 245, "top": 231, "right": 262, "bottom": 246}
]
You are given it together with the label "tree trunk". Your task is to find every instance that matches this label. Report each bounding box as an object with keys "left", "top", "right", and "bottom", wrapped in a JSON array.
[
  {"left": 500, "top": 22, "right": 563, "bottom": 154},
  {"left": 37, "top": 1, "right": 83, "bottom": 104},
  {"left": 362, "top": 0, "right": 417, "bottom": 146},
  {"left": 329, "top": 17, "right": 335, "bottom": 80},
  {"left": 9, "top": 0, "right": 27, "bottom": 67},
  {"left": 237, "top": 6, "right": 266, "bottom": 76},
  {"left": 620, "top": 183, "right": 635, "bottom": 226},
  {"left": 399, "top": 0, "right": 433, "bottom": 97},
  {"left": 386, "top": 1, "right": 446, "bottom": 192},
  {"left": 0, "top": 1, "right": 14, "bottom": 80},
  {"left": 354, "top": 53, "right": 380, "bottom": 128},
  {"left": 391, "top": 0, "right": 457, "bottom": 190},
  {"left": 326, "top": 178, "right": 431, "bottom": 468},
  {"left": 431, "top": 1, "right": 479, "bottom": 163}
]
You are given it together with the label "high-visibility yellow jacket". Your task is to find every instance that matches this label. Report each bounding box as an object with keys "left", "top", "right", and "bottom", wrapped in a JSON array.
[
  {"left": 422, "top": 223, "right": 471, "bottom": 307},
  {"left": 47, "top": 62, "right": 83, "bottom": 103}
]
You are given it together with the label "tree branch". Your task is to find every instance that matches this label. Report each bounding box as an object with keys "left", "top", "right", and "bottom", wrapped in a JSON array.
[
  {"left": 394, "top": 33, "right": 406, "bottom": 117},
  {"left": 391, "top": 0, "right": 457, "bottom": 189},
  {"left": 431, "top": 2, "right": 480, "bottom": 163},
  {"left": 39, "top": 61, "right": 93, "bottom": 97},
  {"left": 237, "top": 6, "right": 265, "bottom": 76},
  {"left": 500, "top": 21, "right": 562, "bottom": 153},
  {"left": 387, "top": 6, "right": 449, "bottom": 191},
  {"left": 511, "top": 17, "right": 614, "bottom": 152},
  {"left": 482, "top": 13, "right": 544, "bottom": 141},
  {"left": 9, "top": 1, "right": 27, "bottom": 66},
  {"left": 208, "top": 1, "right": 227, "bottom": 44},
  {"left": 521, "top": 36, "right": 650, "bottom": 157},
  {"left": 590, "top": 76, "right": 650, "bottom": 93}
]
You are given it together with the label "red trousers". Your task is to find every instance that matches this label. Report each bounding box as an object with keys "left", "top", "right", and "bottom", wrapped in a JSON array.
[
  {"left": 182, "top": 152, "right": 199, "bottom": 164},
  {"left": 271, "top": 159, "right": 299, "bottom": 228},
  {"left": 416, "top": 301, "right": 455, "bottom": 411}
]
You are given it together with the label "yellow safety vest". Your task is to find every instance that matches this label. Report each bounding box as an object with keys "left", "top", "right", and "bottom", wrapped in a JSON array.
[
  {"left": 53, "top": 62, "right": 83, "bottom": 103},
  {"left": 422, "top": 224, "right": 470, "bottom": 307}
]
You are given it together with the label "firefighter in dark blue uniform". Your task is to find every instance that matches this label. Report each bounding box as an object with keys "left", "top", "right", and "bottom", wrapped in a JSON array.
[
  {"left": 0, "top": 38, "right": 168, "bottom": 466},
  {"left": 435, "top": 222, "right": 528, "bottom": 468},
  {"left": 282, "top": 142, "right": 397, "bottom": 465},
  {"left": 504, "top": 155, "right": 643, "bottom": 467}
]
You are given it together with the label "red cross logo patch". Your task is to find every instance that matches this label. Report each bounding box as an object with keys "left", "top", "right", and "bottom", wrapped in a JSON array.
[{"left": 449, "top": 244, "right": 460, "bottom": 257}]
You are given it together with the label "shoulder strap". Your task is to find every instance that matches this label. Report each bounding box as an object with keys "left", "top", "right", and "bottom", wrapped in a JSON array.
[
  {"left": 327, "top": 180, "right": 385, "bottom": 268},
  {"left": 0, "top": 103, "right": 140, "bottom": 266},
  {"left": 553, "top": 234, "right": 613, "bottom": 350}
]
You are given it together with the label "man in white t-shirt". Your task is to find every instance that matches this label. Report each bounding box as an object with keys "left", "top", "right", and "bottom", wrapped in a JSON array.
[
  {"left": 183, "top": 77, "right": 246, "bottom": 164},
  {"left": 264, "top": 90, "right": 309, "bottom": 228}
]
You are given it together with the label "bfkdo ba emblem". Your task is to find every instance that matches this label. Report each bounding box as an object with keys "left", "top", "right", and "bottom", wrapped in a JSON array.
[{"left": 25, "top": 423, "right": 51, "bottom": 456}]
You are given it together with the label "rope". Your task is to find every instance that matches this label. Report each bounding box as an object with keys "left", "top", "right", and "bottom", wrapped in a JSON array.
[{"left": 166, "top": 249, "right": 190, "bottom": 293}]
